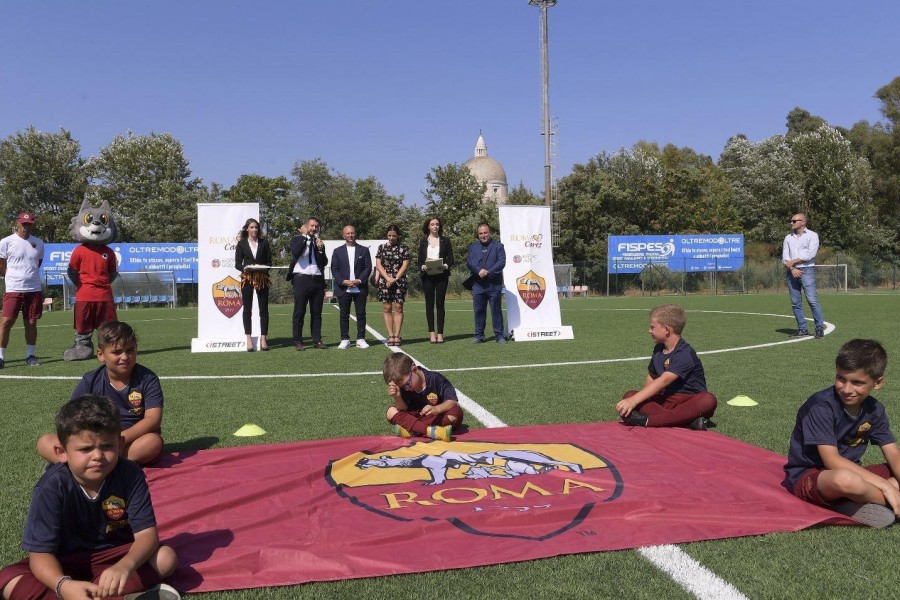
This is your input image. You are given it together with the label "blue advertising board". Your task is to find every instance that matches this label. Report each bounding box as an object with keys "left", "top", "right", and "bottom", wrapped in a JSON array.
[
  {"left": 608, "top": 235, "right": 744, "bottom": 273},
  {"left": 42, "top": 243, "right": 199, "bottom": 284}
]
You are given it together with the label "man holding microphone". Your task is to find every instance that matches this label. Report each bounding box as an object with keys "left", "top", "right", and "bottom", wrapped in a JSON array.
[{"left": 286, "top": 217, "right": 329, "bottom": 350}]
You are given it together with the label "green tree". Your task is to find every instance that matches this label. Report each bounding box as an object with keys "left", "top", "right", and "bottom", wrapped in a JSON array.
[
  {"left": 507, "top": 182, "right": 543, "bottom": 205},
  {"left": 289, "top": 158, "right": 354, "bottom": 238},
  {"left": 87, "top": 132, "right": 201, "bottom": 242},
  {"left": 785, "top": 107, "right": 827, "bottom": 138},
  {"left": 790, "top": 125, "right": 882, "bottom": 250},
  {"left": 719, "top": 135, "right": 805, "bottom": 243},
  {"left": 224, "top": 174, "right": 292, "bottom": 257},
  {"left": 0, "top": 127, "right": 87, "bottom": 242},
  {"left": 422, "top": 163, "right": 493, "bottom": 255}
]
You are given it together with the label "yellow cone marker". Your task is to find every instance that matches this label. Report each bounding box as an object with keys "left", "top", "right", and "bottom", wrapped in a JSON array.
[
  {"left": 234, "top": 424, "right": 267, "bottom": 437},
  {"left": 727, "top": 395, "right": 758, "bottom": 407}
]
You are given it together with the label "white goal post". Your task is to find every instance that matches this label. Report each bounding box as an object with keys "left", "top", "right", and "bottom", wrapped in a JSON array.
[{"left": 812, "top": 264, "right": 848, "bottom": 292}]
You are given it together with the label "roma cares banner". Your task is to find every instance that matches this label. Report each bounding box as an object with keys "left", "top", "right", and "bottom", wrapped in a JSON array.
[
  {"left": 498, "top": 205, "right": 573, "bottom": 341},
  {"left": 191, "top": 203, "right": 258, "bottom": 352},
  {"left": 146, "top": 423, "right": 850, "bottom": 593}
]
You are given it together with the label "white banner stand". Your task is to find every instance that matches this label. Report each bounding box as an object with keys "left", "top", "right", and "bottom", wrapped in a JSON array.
[
  {"left": 191, "top": 203, "right": 259, "bottom": 352},
  {"left": 498, "top": 205, "right": 574, "bottom": 342}
]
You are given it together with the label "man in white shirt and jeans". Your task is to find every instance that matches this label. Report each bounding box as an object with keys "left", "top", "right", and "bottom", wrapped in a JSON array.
[
  {"left": 782, "top": 213, "right": 825, "bottom": 339},
  {"left": 0, "top": 211, "right": 45, "bottom": 367}
]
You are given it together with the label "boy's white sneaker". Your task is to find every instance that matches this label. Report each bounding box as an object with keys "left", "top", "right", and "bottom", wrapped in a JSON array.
[
  {"left": 832, "top": 500, "right": 896, "bottom": 528},
  {"left": 356, "top": 339, "right": 369, "bottom": 349},
  {"left": 124, "top": 583, "right": 181, "bottom": 600},
  {"left": 338, "top": 339, "right": 351, "bottom": 350}
]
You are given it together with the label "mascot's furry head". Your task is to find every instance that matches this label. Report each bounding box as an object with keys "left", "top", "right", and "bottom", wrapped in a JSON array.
[{"left": 71, "top": 198, "right": 117, "bottom": 244}]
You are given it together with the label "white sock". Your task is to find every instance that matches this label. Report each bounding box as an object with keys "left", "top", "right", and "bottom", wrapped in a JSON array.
[
  {"left": 0, "top": 348, "right": 5, "bottom": 360},
  {"left": 26, "top": 345, "right": 35, "bottom": 356}
]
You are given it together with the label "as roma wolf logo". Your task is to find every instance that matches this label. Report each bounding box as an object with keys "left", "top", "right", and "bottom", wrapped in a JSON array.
[
  {"left": 102, "top": 495, "right": 126, "bottom": 521},
  {"left": 327, "top": 441, "right": 622, "bottom": 540},
  {"left": 516, "top": 270, "right": 546, "bottom": 309},
  {"left": 212, "top": 275, "right": 242, "bottom": 318}
]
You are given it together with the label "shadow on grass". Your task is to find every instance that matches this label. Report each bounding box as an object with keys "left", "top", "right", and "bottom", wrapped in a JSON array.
[
  {"left": 139, "top": 345, "right": 192, "bottom": 355},
  {"left": 164, "top": 437, "right": 220, "bottom": 455}
]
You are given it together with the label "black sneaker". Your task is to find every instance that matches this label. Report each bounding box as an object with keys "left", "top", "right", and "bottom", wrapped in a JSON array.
[
  {"left": 814, "top": 329, "right": 824, "bottom": 339},
  {"left": 623, "top": 410, "right": 649, "bottom": 427},
  {"left": 688, "top": 416, "right": 709, "bottom": 430},
  {"left": 790, "top": 330, "right": 810, "bottom": 338},
  {"left": 0, "top": 357, "right": 4, "bottom": 369},
  {"left": 25, "top": 355, "right": 40, "bottom": 367}
]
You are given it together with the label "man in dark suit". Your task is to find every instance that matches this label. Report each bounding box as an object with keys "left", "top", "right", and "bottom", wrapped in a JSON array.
[
  {"left": 285, "top": 217, "right": 328, "bottom": 350},
  {"left": 331, "top": 225, "right": 372, "bottom": 349},
  {"left": 466, "top": 222, "right": 507, "bottom": 343}
]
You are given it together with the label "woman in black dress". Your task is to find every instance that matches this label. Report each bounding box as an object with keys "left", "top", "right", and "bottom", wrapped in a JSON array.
[
  {"left": 417, "top": 216, "right": 454, "bottom": 343},
  {"left": 234, "top": 218, "right": 272, "bottom": 351},
  {"left": 375, "top": 224, "right": 410, "bottom": 346}
]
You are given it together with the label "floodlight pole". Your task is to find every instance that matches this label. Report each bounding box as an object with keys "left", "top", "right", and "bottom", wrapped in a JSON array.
[{"left": 530, "top": 0, "right": 557, "bottom": 207}]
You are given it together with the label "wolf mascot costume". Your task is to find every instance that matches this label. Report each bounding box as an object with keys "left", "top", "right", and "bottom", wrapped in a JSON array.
[{"left": 64, "top": 199, "right": 118, "bottom": 361}]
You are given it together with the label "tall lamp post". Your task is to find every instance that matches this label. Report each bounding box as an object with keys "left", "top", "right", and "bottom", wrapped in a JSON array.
[{"left": 529, "top": 0, "right": 557, "bottom": 207}]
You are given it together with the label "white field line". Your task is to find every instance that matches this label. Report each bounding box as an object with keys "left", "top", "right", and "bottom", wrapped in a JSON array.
[{"left": 639, "top": 545, "right": 749, "bottom": 600}]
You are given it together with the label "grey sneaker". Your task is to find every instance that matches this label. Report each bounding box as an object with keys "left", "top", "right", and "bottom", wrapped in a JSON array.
[
  {"left": 831, "top": 501, "right": 896, "bottom": 528},
  {"left": 25, "top": 355, "right": 40, "bottom": 367},
  {"left": 790, "top": 329, "right": 810, "bottom": 338},
  {"left": 124, "top": 583, "right": 181, "bottom": 600}
]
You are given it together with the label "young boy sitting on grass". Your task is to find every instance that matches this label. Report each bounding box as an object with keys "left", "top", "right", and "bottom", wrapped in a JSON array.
[
  {"left": 0, "top": 395, "right": 180, "bottom": 600},
  {"left": 615, "top": 304, "right": 717, "bottom": 429},
  {"left": 783, "top": 339, "right": 900, "bottom": 528},
  {"left": 37, "top": 320, "right": 165, "bottom": 466},
  {"left": 383, "top": 353, "right": 464, "bottom": 442}
]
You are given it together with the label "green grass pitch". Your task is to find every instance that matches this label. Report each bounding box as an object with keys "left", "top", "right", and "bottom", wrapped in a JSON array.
[{"left": 1, "top": 291, "right": 898, "bottom": 599}]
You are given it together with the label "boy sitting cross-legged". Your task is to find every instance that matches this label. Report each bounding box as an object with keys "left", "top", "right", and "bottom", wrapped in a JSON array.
[
  {"left": 615, "top": 304, "right": 718, "bottom": 429},
  {"left": 37, "top": 320, "right": 165, "bottom": 466},
  {"left": 0, "top": 395, "right": 179, "bottom": 600},
  {"left": 383, "top": 353, "right": 464, "bottom": 442},
  {"left": 783, "top": 339, "right": 900, "bottom": 528}
]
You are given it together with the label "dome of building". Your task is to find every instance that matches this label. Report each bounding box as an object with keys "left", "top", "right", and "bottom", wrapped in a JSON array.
[{"left": 463, "top": 134, "right": 508, "bottom": 204}]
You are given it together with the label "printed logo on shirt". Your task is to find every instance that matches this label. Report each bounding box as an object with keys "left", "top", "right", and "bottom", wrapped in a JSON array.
[
  {"left": 128, "top": 390, "right": 143, "bottom": 409},
  {"left": 102, "top": 495, "right": 130, "bottom": 533},
  {"left": 427, "top": 392, "right": 439, "bottom": 406},
  {"left": 846, "top": 422, "right": 872, "bottom": 447},
  {"left": 663, "top": 358, "right": 671, "bottom": 370}
]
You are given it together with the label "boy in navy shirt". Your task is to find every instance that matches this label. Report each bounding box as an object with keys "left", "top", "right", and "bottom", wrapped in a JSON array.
[
  {"left": 615, "top": 304, "right": 717, "bottom": 429},
  {"left": 783, "top": 339, "right": 900, "bottom": 528},
  {"left": 383, "top": 353, "right": 464, "bottom": 442},
  {"left": 37, "top": 321, "right": 165, "bottom": 466},
  {"left": 0, "top": 395, "right": 179, "bottom": 600}
]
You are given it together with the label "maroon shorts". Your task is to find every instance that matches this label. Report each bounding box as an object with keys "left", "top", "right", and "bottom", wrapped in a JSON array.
[
  {"left": 389, "top": 404, "right": 465, "bottom": 436},
  {"left": 1, "top": 292, "right": 43, "bottom": 321},
  {"left": 73, "top": 301, "right": 117, "bottom": 334},
  {"left": 791, "top": 463, "right": 892, "bottom": 506},
  {"left": 0, "top": 543, "right": 161, "bottom": 600}
]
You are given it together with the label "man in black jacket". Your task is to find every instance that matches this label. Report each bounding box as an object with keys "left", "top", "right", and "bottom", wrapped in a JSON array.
[{"left": 286, "top": 217, "right": 329, "bottom": 350}]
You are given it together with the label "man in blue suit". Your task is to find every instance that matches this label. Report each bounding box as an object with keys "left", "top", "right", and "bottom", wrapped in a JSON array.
[
  {"left": 466, "top": 222, "right": 507, "bottom": 344},
  {"left": 331, "top": 225, "right": 372, "bottom": 349}
]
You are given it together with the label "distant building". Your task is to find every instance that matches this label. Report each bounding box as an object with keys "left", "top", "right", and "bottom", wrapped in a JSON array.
[{"left": 463, "top": 134, "right": 508, "bottom": 204}]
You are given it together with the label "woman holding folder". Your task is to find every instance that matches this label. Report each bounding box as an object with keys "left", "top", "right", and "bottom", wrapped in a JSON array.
[{"left": 417, "top": 216, "right": 454, "bottom": 344}]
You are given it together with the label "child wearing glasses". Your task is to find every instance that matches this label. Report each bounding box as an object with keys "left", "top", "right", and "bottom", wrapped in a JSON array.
[{"left": 382, "top": 353, "right": 463, "bottom": 441}]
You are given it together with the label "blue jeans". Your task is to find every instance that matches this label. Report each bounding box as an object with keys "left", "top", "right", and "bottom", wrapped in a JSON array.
[
  {"left": 786, "top": 269, "right": 824, "bottom": 332},
  {"left": 472, "top": 284, "right": 504, "bottom": 341}
]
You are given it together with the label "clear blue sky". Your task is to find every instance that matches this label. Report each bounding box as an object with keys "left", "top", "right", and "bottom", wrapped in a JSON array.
[{"left": 2, "top": 1, "right": 897, "bottom": 205}]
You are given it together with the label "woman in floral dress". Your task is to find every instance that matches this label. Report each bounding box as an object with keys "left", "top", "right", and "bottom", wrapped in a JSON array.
[{"left": 375, "top": 224, "right": 410, "bottom": 346}]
